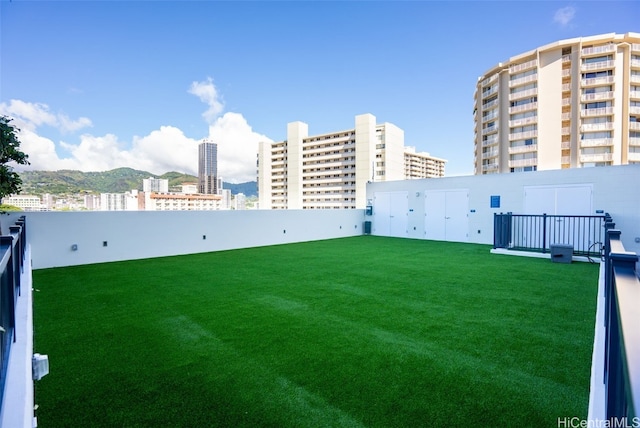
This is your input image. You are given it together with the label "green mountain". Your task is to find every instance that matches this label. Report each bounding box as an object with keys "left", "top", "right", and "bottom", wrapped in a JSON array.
[{"left": 18, "top": 168, "right": 257, "bottom": 196}]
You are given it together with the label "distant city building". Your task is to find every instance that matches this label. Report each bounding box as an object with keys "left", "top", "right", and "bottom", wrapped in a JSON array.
[
  {"left": 221, "top": 189, "right": 232, "bottom": 210},
  {"left": 199, "top": 140, "right": 220, "bottom": 195},
  {"left": 181, "top": 183, "right": 198, "bottom": 194},
  {"left": 233, "top": 193, "right": 246, "bottom": 210},
  {"left": 474, "top": 32, "right": 640, "bottom": 174},
  {"left": 143, "top": 177, "right": 169, "bottom": 193},
  {"left": 100, "top": 191, "right": 138, "bottom": 211},
  {"left": 41, "top": 194, "right": 55, "bottom": 210},
  {"left": 1, "top": 195, "right": 44, "bottom": 211},
  {"left": 144, "top": 192, "right": 222, "bottom": 211},
  {"left": 258, "top": 113, "right": 446, "bottom": 210},
  {"left": 404, "top": 147, "right": 447, "bottom": 179},
  {"left": 84, "top": 194, "right": 100, "bottom": 210}
]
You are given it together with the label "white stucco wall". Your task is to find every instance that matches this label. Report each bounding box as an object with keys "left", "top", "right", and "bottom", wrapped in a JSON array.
[
  {"left": 2, "top": 209, "right": 366, "bottom": 269},
  {"left": 365, "top": 165, "right": 640, "bottom": 255}
]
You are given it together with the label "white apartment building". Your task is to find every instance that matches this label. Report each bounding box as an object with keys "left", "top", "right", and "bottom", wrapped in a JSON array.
[
  {"left": 144, "top": 192, "right": 222, "bottom": 211},
  {"left": 1, "top": 195, "right": 44, "bottom": 211},
  {"left": 143, "top": 177, "right": 169, "bottom": 193},
  {"left": 233, "top": 193, "right": 246, "bottom": 210},
  {"left": 258, "top": 113, "right": 445, "bottom": 210},
  {"left": 474, "top": 32, "right": 640, "bottom": 174},
  {"left": 404, "top": 147, "right": 447, "bottom": 179},
  {"left": 181, "top": 183, "right": 199, "bottom": 194},
  {"left": 100, "top": 191, "right": 139, "bottom": 211}
]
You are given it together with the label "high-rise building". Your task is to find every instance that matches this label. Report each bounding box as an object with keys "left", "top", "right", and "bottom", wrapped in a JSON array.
[
  {"left": 474, "top": 32, "right": 640, "bottom": 174},
  {"left": 258, "top": 113, "right": 446, "bottom": 210},
  {"left": 198, "top": 140, "right": 219, "bottom": 194}
]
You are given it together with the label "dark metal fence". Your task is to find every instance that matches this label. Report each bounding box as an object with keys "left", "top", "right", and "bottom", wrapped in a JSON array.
[
  {"left": 0, "top": 216, "right": 27, "bottom": 409},
  {"left": 603, "top": 224, "right": 640, "bottom": 419},
  {"left": 493, "top": 212, "right": 607, "bottom": 257}
]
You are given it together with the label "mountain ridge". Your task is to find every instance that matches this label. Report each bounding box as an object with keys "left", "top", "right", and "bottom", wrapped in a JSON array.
[{"left": 18, "top": 168, "right": 257, "bottom": 196}]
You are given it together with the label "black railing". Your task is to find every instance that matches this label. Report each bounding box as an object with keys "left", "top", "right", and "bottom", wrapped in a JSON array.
[
  {"left": 603, "top": 225, "right": 640, "bottom": 420},
  {"left": 0, "top": 216, "right": 26, "bottom": 409},
  {"left": 493, "top": 213, "right": 607, "bottom": 257}
]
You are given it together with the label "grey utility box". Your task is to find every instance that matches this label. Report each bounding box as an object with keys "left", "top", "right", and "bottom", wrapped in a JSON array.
[{"left": 550, "top": 244, "right": 573, "bottom": 264}]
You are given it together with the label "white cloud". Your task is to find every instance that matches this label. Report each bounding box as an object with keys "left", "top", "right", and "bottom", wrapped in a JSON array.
[
  {"left": 58, "top": 114, "right": 93, "bottom": 133},
  {"left": 0, "top": 99, "right": 92, "bottom": 133},
  {"left": 553, "top": 6, "right": 576, "bottom": 27},
  {"left": 188, "top": 77, "right": 224, "bottom": 124},
  {"left": 189, "top": 77, "right": 273, "bottom": 182},
  {"left": 10, "top": 126, "right": 200, "bottom": 175},
  {"left": 208, "top": 112, "right": 272, "bottom": 183},
  {"left": 2, "top": 79, "right": 272, "bottom": 182}
]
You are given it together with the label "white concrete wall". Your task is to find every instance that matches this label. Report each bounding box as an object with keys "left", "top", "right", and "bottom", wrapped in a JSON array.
[
  {"left": 365, "top": 165, "right": 640, "bottom": 254},
  {"left": 355, "top": 114, "right": 376, "bottom": 208},
  {"left": 537, "top": 48, "right": 563, "bottom": 170},
  {"left": 2, "top": 209, "right": 365, "bottom": 269},
  {"left": 381, "top": 122, "right": 405, "bottom": 181},
  {"left": 286, "top": 121, "right": 307, "bottom": 209}
]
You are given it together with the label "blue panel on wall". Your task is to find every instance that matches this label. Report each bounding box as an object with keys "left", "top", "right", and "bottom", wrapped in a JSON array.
[{"left": 490, "top": 195, "right": 500, "bottom": 208}]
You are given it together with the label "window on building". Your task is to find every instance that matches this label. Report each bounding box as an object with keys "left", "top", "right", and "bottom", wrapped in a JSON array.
[
  {"left": 583, "top": 70, "right": 613, "bottom": 79},
  {"left": 583, "top": 55, "right": 612, "bottom": 64}
]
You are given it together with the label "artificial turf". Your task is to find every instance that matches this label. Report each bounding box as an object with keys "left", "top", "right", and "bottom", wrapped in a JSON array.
[{"left": 32, "top": 236, "right": 599, "bottom": 427}]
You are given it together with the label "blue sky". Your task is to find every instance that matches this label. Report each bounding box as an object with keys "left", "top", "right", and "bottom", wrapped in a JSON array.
[{"left": 1, "top": 1, "right": 638, "bottom": 182}]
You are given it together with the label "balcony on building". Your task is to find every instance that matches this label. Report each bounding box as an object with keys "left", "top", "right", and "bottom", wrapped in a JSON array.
[
  {"left": 580, "top": 138, "right": 614, "bottom": 148},
  {"left": 628, "top": 152, "right": 640, "bottom": 162},
  {"left": 482, "top": 135, "right": 499, "bottom": 147},
  {"left": 481, "top": 98, "right": 499, "bottom": 111},
  {"left": 508, "top": 116, "right": 538, "bottom": 128},
  {"left": 508, "top": 144, "right": 538, "bottom": 155},
  {"left": 581, "top": 76, "right": 615, "bottom": 87},
  {"left": 508, "top": 102, "right": 537, "bottom": 114},
  {"left": 508, "top": 58, "right": 538, "bottom": 74},
  {"left": 508, "top": 73, "right": 537, "bottom": 88},
  {"left": 481, "top": 86, "right": 498, "bottom": 99},
  {"left": 507, "top": 157, "right": 537, "bottom": 168},
  {"left": 580, "top": 60, "right": 616, "bottom": 72},
  {"left": 481, "top": 148, "right": 499, "bottom": 159},
  {"left": 579, "top": 152, "right": 613, "bottom": 163},
  {"left": 581, "top": 91, "right": 614, "bottom": 102},
  {"left": 508, "top": 88, "right": 538, "bottom": 102},
  {"left": 580, "top": 122, "right": 614, "bottom": 132},
  {"left": 580, "top": 107, "right": 614, "bottom": 118},
  {"left": 481, "top": 162, "right": 499, "bottom": 172},
  {"left": 480, "top": 73, "right": 499, "bottom": 88},
  {"left": 481, "top": 124, "right": 498, "bottom": 136},
  {"left": 509, "top": 130, "right": 538, "bottom": 141},
  {"left": 581, "top": 44, "right": 617, "bottom": 56},
  {"left": 482, "top": 111, "right": 499, "bottom": 123}
]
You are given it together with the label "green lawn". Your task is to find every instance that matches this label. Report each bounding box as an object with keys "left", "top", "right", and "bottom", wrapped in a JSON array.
[{"left": 33, "top": 236, "right": 599, "bottom": 427}]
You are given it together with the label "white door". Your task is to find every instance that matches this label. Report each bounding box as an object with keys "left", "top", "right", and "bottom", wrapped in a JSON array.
[
  {"left": 444, "top": 190, "right": 469, "bottom": 242},
  {"left": 373, "top": 191, "right": 408, "bottom": 237},
  {"left": 424, "top": 191, "right": 446, "bottom": 241},
  {"left": 373, "top": 192, "right": 392, "bottom": 236},
  {"left": 425, "top": 190, "right": 469, "bottom": 242}
]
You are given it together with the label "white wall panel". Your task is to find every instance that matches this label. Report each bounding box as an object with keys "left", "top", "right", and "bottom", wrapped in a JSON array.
[{"left": 4, "top": 210, "right": 365, "bottom": 269}]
